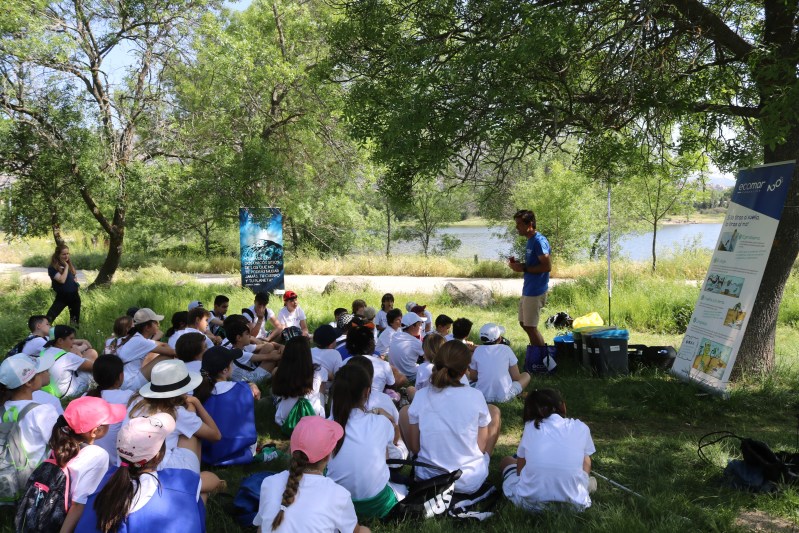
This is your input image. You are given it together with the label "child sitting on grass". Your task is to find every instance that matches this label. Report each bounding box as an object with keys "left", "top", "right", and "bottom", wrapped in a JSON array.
[
  {"left": 500, "top": 388, "right": 596, "bottom": 512},
  {"left": 272, "top": 337, "right": 327, "bottom": 433},
  {"left": 223, "top": 316, "right": 281, "bottom": 382},
  {"left": 104, "top": 316, "right": 133, "bottom": 355},
  {"left": 85, "top": 355, "right": 134, "bottom": 467},
  {"left": 175, "top": 332, "right": 207, "bottom": 374},
  {"left": 470, "top": 323, "right": 530, "bottom": 403},
  {"left": 414, "top": 333, "right": 446, "bottom": 390}
]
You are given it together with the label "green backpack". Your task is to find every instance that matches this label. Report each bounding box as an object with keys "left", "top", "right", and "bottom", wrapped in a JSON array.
[{"left": 280, "top": 398, "right": 316, "bottom": 436}]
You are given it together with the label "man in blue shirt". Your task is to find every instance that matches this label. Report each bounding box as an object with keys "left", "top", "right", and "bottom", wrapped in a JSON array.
[{"left": 508, "top": 210, "right": 551, "bottom": 347}]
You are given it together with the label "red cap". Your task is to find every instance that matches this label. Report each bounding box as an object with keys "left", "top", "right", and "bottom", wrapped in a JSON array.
[{"left": 283, "top": 290, "right": 298, "bottom": 301}]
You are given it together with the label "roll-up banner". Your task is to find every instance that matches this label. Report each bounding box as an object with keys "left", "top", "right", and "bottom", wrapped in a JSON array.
[
  {"left": 671, "top": 161, "right": 795, "bottom": 396},
  {"left": 239, "top": 207, "right": 285, "bottom": 293}
]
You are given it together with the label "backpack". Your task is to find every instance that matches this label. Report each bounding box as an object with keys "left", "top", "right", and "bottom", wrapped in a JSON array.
[
  {"left": 14, "top": 456, "right": 70, "bottom": 532},
  {"left": 39, "top": 350, "right": 68, "bottom": 398},
  {"left": 232, "top": 471, "right": 277, "bottom": 526},
  {"left": 0, "top": 403, "right": 40, "bottom": 504},
  {"left": 385, "top": 459, "right": 461, "bottom": 520},
  {"left": 5, "top": 335, "right": 37, "bottom": 358},
  {"left": 280, "top": 398, "right": 316, "bottom": 436}
]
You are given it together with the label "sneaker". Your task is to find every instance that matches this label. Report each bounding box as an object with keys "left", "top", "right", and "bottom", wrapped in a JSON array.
[
  {"left": 588, "top": 476, "right": 597, "bottom": 493},
  {"left": 254, "top": 444, "right": 280, "bottom": 463}
]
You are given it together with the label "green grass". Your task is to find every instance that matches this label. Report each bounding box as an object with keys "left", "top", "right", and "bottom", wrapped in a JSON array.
[{"left": 1, "top": 272, "right": 799, "bottom": 532}]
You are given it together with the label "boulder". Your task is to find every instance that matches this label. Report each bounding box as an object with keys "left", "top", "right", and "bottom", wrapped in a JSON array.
[
  {"left": 443, "top": 282, "right": 494, "bottom": 308},
  {"left": 322, "top": 276, "right": 373, "bottom": 295}
]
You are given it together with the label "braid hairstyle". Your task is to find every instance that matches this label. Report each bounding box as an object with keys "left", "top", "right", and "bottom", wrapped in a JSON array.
[
  {"left": 331, "top": 364, "right": 371, "bottom": 455},
  {"left": 271, "top": 450, "right": 310, "bottom": 531},
  {"left": 48, "top": 415, "right": 84, "bottom": 467},
  {"left": 86, "top": 354, "right": 124, "bottom": 398},
  {"left": 422, "top": 333, "right": 445, "bottom": 363},
  {"left": 430, "top": 340, "right": 471, "bottom": 389},
  {"left": 94, "top": 445, "right": 165, "bottom": 533},
  {"left": 522, "top": 388, "right": 566, "bottom": 429}
]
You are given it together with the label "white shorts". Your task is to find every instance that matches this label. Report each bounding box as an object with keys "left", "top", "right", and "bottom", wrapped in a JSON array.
[
  {"left": 159, "top": 446, "right": 201, "bottom": 473},
  {"left": 231, "top": 365, "right": 271, "bottom": 383},
  {"left": 486, "top": 382, "right": 524, "bottom": 403}
]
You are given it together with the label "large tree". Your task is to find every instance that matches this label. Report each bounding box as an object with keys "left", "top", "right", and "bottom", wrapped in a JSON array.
[
  {"left": 330, "top": 0, "right": 799, "bottom": 374},
  {"left": 0, "top": 0, "right": 218, "bottom": 285}
]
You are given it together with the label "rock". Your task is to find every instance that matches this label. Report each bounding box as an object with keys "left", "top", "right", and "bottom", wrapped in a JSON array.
[
  {"left": 443, "top": 282, "right": 494, "bottom": 307},
  {"left": 322, "top": 277, "right": 373, "bottom": 295}
]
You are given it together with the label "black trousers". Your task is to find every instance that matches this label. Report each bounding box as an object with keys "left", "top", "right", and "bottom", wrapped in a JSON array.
[{"left": 47, "top": 291, "right": 81, "bottom": 326}]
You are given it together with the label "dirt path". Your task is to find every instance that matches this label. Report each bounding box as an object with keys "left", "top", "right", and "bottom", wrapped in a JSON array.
[{"left": 0, "top": 263, "right": 573, "bottom": 295}]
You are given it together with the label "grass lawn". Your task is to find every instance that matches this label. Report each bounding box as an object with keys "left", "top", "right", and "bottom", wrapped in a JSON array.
[{"left": 0, "top": 270, "right": 798, "bottom": 532}]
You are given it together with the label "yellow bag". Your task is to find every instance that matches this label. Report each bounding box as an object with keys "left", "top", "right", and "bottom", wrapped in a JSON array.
[{"left": 572, "top": 312, "right": 604, "bottom": 329}]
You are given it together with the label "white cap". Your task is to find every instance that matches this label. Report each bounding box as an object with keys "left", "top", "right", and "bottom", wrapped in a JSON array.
[
  {"left": 401, "top": 313, "right": 425, "bottom": 328},
  {"left": 0, "top": 353, "right": 55, "bottom": 389},
  {"left": 188, "top": 300, "right": 204, "bottom": 311},
  {"left": 405, "top": 301, "right": 417, "bottom": 312},
  {"left": 479, "top": 323, "right": 506, "bottom": 343}
]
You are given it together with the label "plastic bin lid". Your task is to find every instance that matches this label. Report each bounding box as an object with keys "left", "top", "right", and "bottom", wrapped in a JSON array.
[
  {"left": 591, "top": 329, "right": 630, "bottom": 340},
  {"left": 554, "top": 333, "right": 574, "bottom": 342}
]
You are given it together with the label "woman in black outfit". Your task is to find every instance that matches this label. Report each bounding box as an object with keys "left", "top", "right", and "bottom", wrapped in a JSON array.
[{"left": 47, "top": 244, "right": 81, "bottom": 327}]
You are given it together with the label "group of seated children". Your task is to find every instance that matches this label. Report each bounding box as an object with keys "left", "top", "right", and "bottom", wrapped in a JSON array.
[{"left": 2, "top": 289, "right": 594, "bottom": 532}]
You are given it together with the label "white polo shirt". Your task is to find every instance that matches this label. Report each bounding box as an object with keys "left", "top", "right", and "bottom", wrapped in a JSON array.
[
  {"left": 470, "top": 344, "right": 520, "bottom": 402},
  {"left": 388, "top": 331, "right": 423, "bottom": 380}
]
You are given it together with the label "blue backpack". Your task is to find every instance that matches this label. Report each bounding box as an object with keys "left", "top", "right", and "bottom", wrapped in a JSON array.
[{"left": 233, "top": 471, "right": 277, "bottom": 526}]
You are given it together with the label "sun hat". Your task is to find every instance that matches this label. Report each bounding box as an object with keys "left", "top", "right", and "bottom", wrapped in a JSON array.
[
  {"left": 139, "top": 359, "right": 202, "bottom": 398},
  {"left": 133, "top": 308, "right": 165, "bottom": 326},
  {"left": 64, "top": 396, "right": 126, "bottom": 434},
  {"left": 202, "top": 346, "right": 238, "bottom": 376},
  {"left": 290, "top": 416, "right": 343, "bottom": 463},
  {"left": 117, "top": 413, "right": 176, "bottom": 465},
  {"left": 188, "top": 300, "right": 204, "bottom": 311},
  {"left": 479, "top": 323, "right": 506, "bottom": 343},
  {"left": 401, "top": 313, "right": 425, "bottom": 328},
  {"left": 313, "top": 324, "right": 339, "bottom": 347},
  {"left": 283, "top": 290, "right": 298, "bottom": 301},
  {"left": 0, "top": 354, "right": 55, "bottom": 389}
]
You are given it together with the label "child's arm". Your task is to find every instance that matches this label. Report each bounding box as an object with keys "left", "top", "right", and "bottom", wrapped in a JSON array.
[
  {"left": 59, "top": 502, "right": 84, "bottom": 533},
  {"left": 406, "top": 422, "right": 421, "bottom": 455},
  {"left": 509, "top": 364, "right": 523, "bottom": 381},
  {"left": 468, "top": 368, "right": 478, "bottom": 381},
  {"left": 249, "top": 382, "right": 261, "bottom": 400},
  {"left": 477, "top": 425, "right": 489, "bottom": 453},
  {"left": 583, "top": 455, "right": 592, "bottom": 474},
  {"left": 184, "top": 396, "right": 222, "bottom": 442},
  {"left": 516, "top": 457, "right": 526, "bottom": 476}
]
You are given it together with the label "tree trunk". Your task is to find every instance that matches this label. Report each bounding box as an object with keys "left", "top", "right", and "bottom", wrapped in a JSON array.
[
  {"left": 385, "top": 203, "right": 391, "bottom": 258},
  {"left": 204, "top": 221, "right": 211, "bottom": 257},
  {"left": 651, "top": 222, "right": 657, "bottom": 272},
  {"left": 733, "top": 147, "right": 799, "bottom": 377},
  {"left": 92, "top": 225, "right": 124, "bottom": 287},
  {"left": 48, "top": 202, "right": 66, "bottom": 249}
]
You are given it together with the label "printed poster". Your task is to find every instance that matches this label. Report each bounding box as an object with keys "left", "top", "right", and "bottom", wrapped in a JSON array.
[
  {"left": 239, "top": 207, "right": 284, "bottom": 293},
  {"left": 671, "top": 162, "right": 794, "bottom": 395}
]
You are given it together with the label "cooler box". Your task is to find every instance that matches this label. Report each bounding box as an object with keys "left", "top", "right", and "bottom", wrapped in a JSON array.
[
  {"left": 574, "top": 327, "right": 613, "bottom": 369},
  {"left": 553, "top": 333, "right": 576, "bottom": 366},
  {"left": 588, "top": 329, "right": 629, "bottom": 377}
]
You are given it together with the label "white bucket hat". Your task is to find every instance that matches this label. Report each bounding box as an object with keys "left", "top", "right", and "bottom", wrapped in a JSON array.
[{"left": 139, "top": 359, "right": 202, "bottom": 399}]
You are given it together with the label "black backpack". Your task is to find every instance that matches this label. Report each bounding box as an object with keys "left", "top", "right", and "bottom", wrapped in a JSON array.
[
  {"left": 14, "top": 457, "right": 70, "bottom": 533},
  {"left": 5, "top": 335, "right": 37, "bottom": 358}
]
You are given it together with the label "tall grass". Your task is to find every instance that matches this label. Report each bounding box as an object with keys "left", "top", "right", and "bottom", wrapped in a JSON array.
[{"left": 1, "top": 276, "right": 799, "bottom": 532}]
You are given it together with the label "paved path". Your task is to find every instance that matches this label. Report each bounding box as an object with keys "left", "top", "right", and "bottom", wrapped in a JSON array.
[{"left": 0, "top": 263, "right": 572, "bottom": 295}]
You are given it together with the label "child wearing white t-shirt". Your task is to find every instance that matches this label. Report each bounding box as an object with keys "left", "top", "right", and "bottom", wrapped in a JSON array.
[
  {"left": 277, "top": 290, "right": 309, "bottom": 336},
  {"left": 254, "top": 416, "right": 370, "bottom": 532},
  {"left": 414, "top": 333, "right": 445, "bottom": 390},
  {"left": 374, "top": 293, "right": 394, "bottom": 333},
  {"left": 115, "top": 308, "right": 176, "bottom": 391},
  {"left": 85, "top": 355, "right": 135, "bottom": 467},
  {"left": 0, "top": 354, "right": 60, "bottom": 492},
  {"left": 45, "top": 396, "right": 126, "bottom": 531},
  {"left": 500, "top": 389, "right": 596, "bottom": 511},
  {"left": 327, "top": 364, "right": 404, "bottom": 519},
  {"left": 169, "top": 308, "right": 216, "bottom": 349},
  {"left": 103, "top": 315, "right": 133, "bottom": 356},
  {"left": 470, "top": 323, "right": 531, "bottom": 402},
  {"left": 272, "top": 337, "right": 327, "bottom": 429},
  {"left": 20, "top": 315, "right": 50, "bottom": 357},
  {"left": 223, "top": 316, "right": 281, "bottom": 383},
  {"left": 402, "top": 340, "right": 502, "bottom": 496},
  {"left": 174, "top": 332, "right": 207, "bottom": 374},
  {"left": 40, "top": 325, "right": 96, "bottom": 398},
  {"left": 311, "top": 325, "right": 343, "bottom": 396},
  {"left": 375, "top": 308, "right": 402, "bottom": 356}
]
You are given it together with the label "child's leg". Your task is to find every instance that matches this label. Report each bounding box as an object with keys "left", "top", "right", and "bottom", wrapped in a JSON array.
[
  {"left": 500, "top": 456, "right": 519, "bottom": 471},
  {"left": 199, "top": 471, "right": 226, "bottom": 503},
  {"left": 390, "top": 366, "right": 407, "bottom": 388},
  {"left": 485, "top": 405, "right": 502, "bottom": 455},
  {"left": 517, "top": 372, "right": 531, "bottom": 392},
  {"left": 398, "top": 405, "right": 412, "bottom": 445},
  {"left": 178, "top": 434, "right": 201, "bottom": 463}
]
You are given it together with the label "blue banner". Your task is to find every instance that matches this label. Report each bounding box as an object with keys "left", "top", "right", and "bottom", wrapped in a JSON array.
[
  {"left": 730, "top": 162, "right": 793, "bottom": 220},
  {"left": 239, "top": 207, "right": 284, "bottom": 293}
]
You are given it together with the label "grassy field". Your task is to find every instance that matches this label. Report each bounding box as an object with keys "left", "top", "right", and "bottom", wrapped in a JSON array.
[{"left": 1, "top": 268, "right": 798, "bottom": 532}]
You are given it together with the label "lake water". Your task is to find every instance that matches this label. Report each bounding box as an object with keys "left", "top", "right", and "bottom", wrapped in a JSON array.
[{"left": 391, "top": 223, "right": 723, "bottom": 261}]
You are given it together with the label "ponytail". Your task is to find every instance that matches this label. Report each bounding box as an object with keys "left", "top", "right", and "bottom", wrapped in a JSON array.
[
  {"left": 193, "top": 371, "right": 216, "bottom": 404},
  {"left": 271, "top": 450, "right": 309, "bottom": 531},
  {"left": 522, "top": 388, "right": 566, "bottom": 429},
  {"left": 430, "top": 340, "right": 471, "bottom": 389},
  {"left": 48, "top": 416, "right": 83, "bottom": 467},
  {"left": 0, "top": 384, "right": 13, "bottom": 405},
  {"left": 86, "top": 354, "right": 124, "bottom": 398},
  {"left": 94, "top": 446, "right": 164, "bottom": 533},
  {"left": 331, "top": 365, "right": 371, "bottom": 455}
]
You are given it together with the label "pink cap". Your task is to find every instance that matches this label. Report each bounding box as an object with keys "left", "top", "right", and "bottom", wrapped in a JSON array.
[
  {"left": 290, "top": 416, "right": 343, "bottom": 463},
  {"left": 64, "top": 396, "right": 127, "bottom": 435},
  {"left": 117, "top": 413, "right": 176, "bottom": 465}
]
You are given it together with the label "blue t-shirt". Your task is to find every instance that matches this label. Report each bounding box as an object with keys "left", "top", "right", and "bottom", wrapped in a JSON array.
[
  {"left": 522, "top": 232, "right": 550, "bottom": 297},
  {"left": 48, "top": 265, "right": 79, "bottom": 294}
]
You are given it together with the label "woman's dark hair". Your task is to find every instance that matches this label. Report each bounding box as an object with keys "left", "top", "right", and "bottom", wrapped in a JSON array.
[
  {"left": 523, "top": 388, "right": 566, "bottom": 429},
  {"left": 271, "top": 450, "right": 312, "bottom": 531},
  {"left": 165, "top": 311, "right": 188, "bottom": 338},
  {"left": 193, "top": 373, "right": 216, "bottom": 404},
  {"left": 49, "top": 415, "right": 85, "bottom": 467},
  {"left": 223, "top": 315, "right": 250, "bottom": 344},
  {"left": 50, "top": 244, "right": 70, "bottom": 270},
  {"left": 44, "top": 325, "right": 76, "bottom": 348},
  {"left": 94, "top": 444, "right": 165, "bottom": 533},
  {"left": 86, "top": 355, "right": 124, "bottom": 397},
  {"left": 345, "top": 326, "right": 375, "bottom": 356},
  {"left": 431, "top": 340, "right": 470, "bottom": 389},
  {"left": 128, "top": 394, "right": 185, "bottom": 421},
  {"left": 272, "top": 337, "right": 316, "bottom": 398},
  {"left": 423, "top": 333, "right": 445, "bottom": 363},
  {"left": 331, "top": 364, "right": 371, "bottom": 455},
  {"left": 175, "top": 333, "right": 206, "bottom": 363},
  {"left": 380, "top": 293, "right": 394, "bottom": 310},
  {"left": 346, "top": 355, "right": 375, "bottom": 382},
  {"left": 386, "top": 308, "right": 402, "bottom": 325}
]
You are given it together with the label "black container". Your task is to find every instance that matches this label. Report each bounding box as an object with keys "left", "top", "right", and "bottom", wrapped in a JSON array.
[{"left": 588, "top": 337, "right": 629, "bottom": 376}]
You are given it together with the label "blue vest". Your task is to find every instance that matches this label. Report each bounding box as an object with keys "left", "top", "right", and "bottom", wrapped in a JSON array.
[
  {"left": 201, "top": 382, "right": 257, "bottom": 466},
  {"left": 74, "top": 468, "right": 205, "bottom": 533}
]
